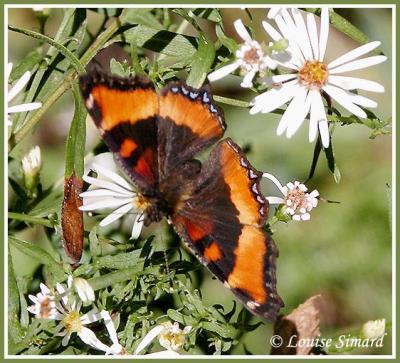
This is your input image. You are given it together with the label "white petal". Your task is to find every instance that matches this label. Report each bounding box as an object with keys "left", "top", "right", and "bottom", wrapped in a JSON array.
[
  {"left": 240, "top": 70, "right": 256, "bottom": 88},
  {"left": 328, "top": 75, "right": 384, "bottom": 93},
  {"left": 309, "top": 190, "right": 320, "bottom": 198},
  {"left": 262, "top": 20, "right": 282, "bottom": 41},
  {"left": 292, "top": 214, "right": 301, "bottom": 221},
  {"left": 207, "top": 62, "right": 240, "bottom": 82},
  {"left": 266, "top": 196, "right": 285, "bottom": 204},
  {"left": 134, "top": 325, "right": 165, "bottom": 354},
  {"left": 261, "top": 73, "right": 296, "bottom": 86},
  {"left": 328, "top": 41, "right": 381, "bottom": 69},
  {"left": 352, "top": 94, "right": 377, "bottom": 108},
  {"left": 92, "top": 163, "right": 133, "bottom": 191},
  {"left": 82, "top": 175, "right": 133, "bottom": 196},
  {"left": 301, "top": 213, "right": 311, "bottom": 221},
  {"left": 62, "top": 333, "right": 72, "bottom": 346},
  {"left": 275, "top": 13, "right": 304, "bottom": 67},
  {"left": 99, "top": 310, "right": 119, "bottom": 345},
  {"left": 80, "top": 309, "right": 103, "bottom": 325},
  {"left": 80, "top": 189, "right": 131, "bottom": 198},
  {"left": 78, "top": 327, "right": 110, "bottom": 352},
  {"left": 99, "top": 203, "right": 133, "bottom": 226},
  {"left": 262, "top": 172, "right": 286, "bottom": 193},
  {"left": 250, "top": 82, "right": 299, "bottom": 114},
  {"left": 276, "top": 87, "right": 308, "bottom": 136},
  {"left": 286, "top": 89, "right": 312, "bottom": 138},
  {"left": 329, "top": 55, "right": 387, "bottom": 74},
  {"left": 56, "top": 283, "right": 69, "bottom": 306},
  {"left": 307, "top": 13, "right": 319, "bottom": 60},
  {"left": 40, "top": 283, "right": 51, "bottom": 295},
  {"left": 80, "top": 198, "right": 133, "bottom": 211},
  {"left": 318, "top": 120, "right": 330, "bottom": 148},
  {"left": 131, "top": 214, "right": 144, "bottom": 239},
  {"left": 318, "top": 7, "right": 330, "bottom": 61},
  {"left": 323, "top": 84, "right": 367, "bottom": 118},
  {"left": 8, "top": 71, "right": 31, "bottom": 102},
  {"left": 7, "top": 102, "right": 42, "bottom": 113},
  {"left": 268, "top": 7, "right": 282, "bottom": 19},
  {"left": 309, "top": 90, "right": 326, "bottom": 143},
  {"left": 291, "top": 8, "right": 313, "bottom": 60},
  {"left": 234, "top": 19, "right": 252, "bottom": 42}
]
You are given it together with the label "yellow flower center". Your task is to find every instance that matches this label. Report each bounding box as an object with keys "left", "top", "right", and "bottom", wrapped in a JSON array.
[
  {"left": 163, "top": 331, "right": 185, "bottom": 348},
  {"left": 133, "top": 194, "right": 151, "bottom": 211},
  {"left": 62, "top": 311, "right": 82, "bottom": 333},
  {"left": 298, "top": 60, "right": 328, "bottom": 89}
]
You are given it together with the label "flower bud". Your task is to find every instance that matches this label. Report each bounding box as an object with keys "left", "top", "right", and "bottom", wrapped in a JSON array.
[
  {"left": 22, "top": 146, "right": 41, "bottom": 198},
  {"left": 73, "top": 277, "right": 95, "bottom": 303},
  {"left": 361, "top": 318, "right": 386, "bottom": 339}
]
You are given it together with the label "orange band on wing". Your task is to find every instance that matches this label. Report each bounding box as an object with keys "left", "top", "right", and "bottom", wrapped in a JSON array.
[
  {"left": 218, "top": 141, "right": 267, "bottom": 226},
  {"left": 91, "top": 85, "right": 158, "bottom": 131},
  {"left": 159, "top": 92, "right": 224, "bottom": 140},
  {"left": 227, "top": 226, "right": 267, "bottom": 304}
]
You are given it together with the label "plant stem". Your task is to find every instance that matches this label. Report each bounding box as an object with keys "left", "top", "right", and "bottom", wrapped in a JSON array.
[
  {"left": 9, "top": 17, "right": 121, "bottom": 152},
  {"left": 8, "top": 212, "right": 53, "bottom": 228}
]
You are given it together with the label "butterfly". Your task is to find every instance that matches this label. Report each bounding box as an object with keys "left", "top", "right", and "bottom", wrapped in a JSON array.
[{"left": 79, "top": 70, "right": 283, "bottom": 320}]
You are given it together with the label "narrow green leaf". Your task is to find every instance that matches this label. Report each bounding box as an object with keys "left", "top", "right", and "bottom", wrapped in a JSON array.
[
  {"left": 324, "top": 138, "right": 341, "bottom": 183},
  {"left": 110, "top": 58, "right": 129, "bottom": 77},
  {"left": 215, "top": 25, "right": 238, "bottom": 53},
  {"left": 93, "top": 250, "right": 142, "bottom": 270},
  {"left": 9, "top": 47, "right": 43, "bottom": 83},
  {"left": 201, "top": 321, "right": 237, "bottom": 339},
  {"left": 306, "top": 138, "right": 322, "bottom": 182},
  {"left": 213, "top": 95, "right": 250, "bottom": 108},
  {"left": 8, "top": 25, "right": 85, "bottom": 74},
  {"left": 8, "top": 251, "right": 25, "bottom": 343},
  {"left": 186, "top": 35, "right": 215, "bottom": 88},
  {"left": 121, "top": 8, "right": 164, "bottom": 30},
  {"left": 192, "top": 8, "right": 222, "bottom": 23},
  {"left": 65, "top": 83, "right": 87, "bottom": 178},
  {"left": 9, "top": 236, "right": 60, "bottom": 268}
]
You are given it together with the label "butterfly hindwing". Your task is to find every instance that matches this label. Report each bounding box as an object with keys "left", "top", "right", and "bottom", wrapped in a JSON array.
[
  {"left": 172, "top": 138, "right": 283, "bottom": 320},
  {"left": 79, "top": 71, "right": 159, "bottom": 193}
]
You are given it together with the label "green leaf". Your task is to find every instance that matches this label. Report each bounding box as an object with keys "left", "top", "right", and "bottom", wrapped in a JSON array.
[
  {"left": 93, "top": 250, "right": 142, "bottom": 270},
  {"left": 119, "top": 25, "right": 198, "bottom": 59},
  {"left": 167, "top": 309, "right": 186, "bottom": 324},
  {"left": 121, "top": 9, "right": 164, "bottom": 30},
  {"left": 89, "top": 8, "right": 122, "bottom": 17},
  {"left": 89, "top": 228, "right": 101, "bottom": 257},
  {"left": 201, "top": 321, "right": 237, "bottom": 339},
  {"left": 324, "top": 138, "right": 341, "bottom": 183},
  {"left": 64, "top": 83, "right": 87, "bottom": 178},
  {"left": 8, "top": 251, "right": 25, "bottom": 344},
  {"left": 192, "top": 8, "right": 222, "bottom": 23},
  {"left": 186, "top": 34, "right": 215, "bottom": 88},
  {"left": 9, "top": 47, "right": 43, "bottom": 83},
  {"left": 9, "top": 236, "right": 60, "bottom": 269},
  {"left": 215, "top": 25, "right": 238, "bottom": 53}
]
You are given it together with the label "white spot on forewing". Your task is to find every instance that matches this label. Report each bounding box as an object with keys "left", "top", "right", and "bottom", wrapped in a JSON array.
[
  {"left": 248, "top": 169, "right": 258, "bottom": 179},
  {"left": 224, "top": 281, "right": 230, "bottom": 289}
]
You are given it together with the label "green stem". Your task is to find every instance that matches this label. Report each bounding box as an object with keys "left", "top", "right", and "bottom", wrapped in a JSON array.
[
  {"left": 9, "top": 17, "right": 120, "bottom": 152},
  {"left": 88, "top": 268, "right": 141, "bottom": 291},
  {"left": 8, "top": 212, "right": 53, "bottom": 228},
  {"left": 8, "top": 25, "right": 85, "bottom": 74},
  {"left": 213, "top": 95, "right": 251, "bottom": 108}
]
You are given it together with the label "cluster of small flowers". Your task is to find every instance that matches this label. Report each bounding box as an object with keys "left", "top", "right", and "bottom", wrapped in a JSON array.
[
  {"left": 208, "top": 7, "right": 386, "bottom": 149},
  {"left": 27, "top": 275, "right": 191, "bottom": 356}
]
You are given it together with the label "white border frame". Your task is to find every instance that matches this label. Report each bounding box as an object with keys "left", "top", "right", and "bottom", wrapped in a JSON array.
[{"left": 4, "top": 3, "right": 396, "bottom": 359}]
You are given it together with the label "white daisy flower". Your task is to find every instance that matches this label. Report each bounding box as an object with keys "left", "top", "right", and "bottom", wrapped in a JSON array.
[
  {"left": 251, "top": 8, "right": 386, "bottom": 148},
  {"left": 267, "top": 6, "right": 295, "bottom": 19},
  {"left": 208, "top": 19, "right": 278, "bottom": 88},
  {"left": 362, "top": 318, "right": 386, "bottom": 339},
  {"left": 27, "top": 283, "right": 59, "bottom": 320},
  {"left": 134, "top": 321, "right": 191, "bottom": 355},
  {"left": 263, "top": 172, "right": 319, "bottom": 221},
  {"left": 7, "top": 62, "right": 42, "bottom": 127},
  {"left": 53, "top": 279, "right": 114, "bottom": 352},
  {"left": 80, "top": 156, "right": 146, "bottom": 239}
]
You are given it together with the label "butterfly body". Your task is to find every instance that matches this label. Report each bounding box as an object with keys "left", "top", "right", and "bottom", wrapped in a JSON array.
[{"left": 79, "top": 70, "right": 283, "bottom": 320}]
